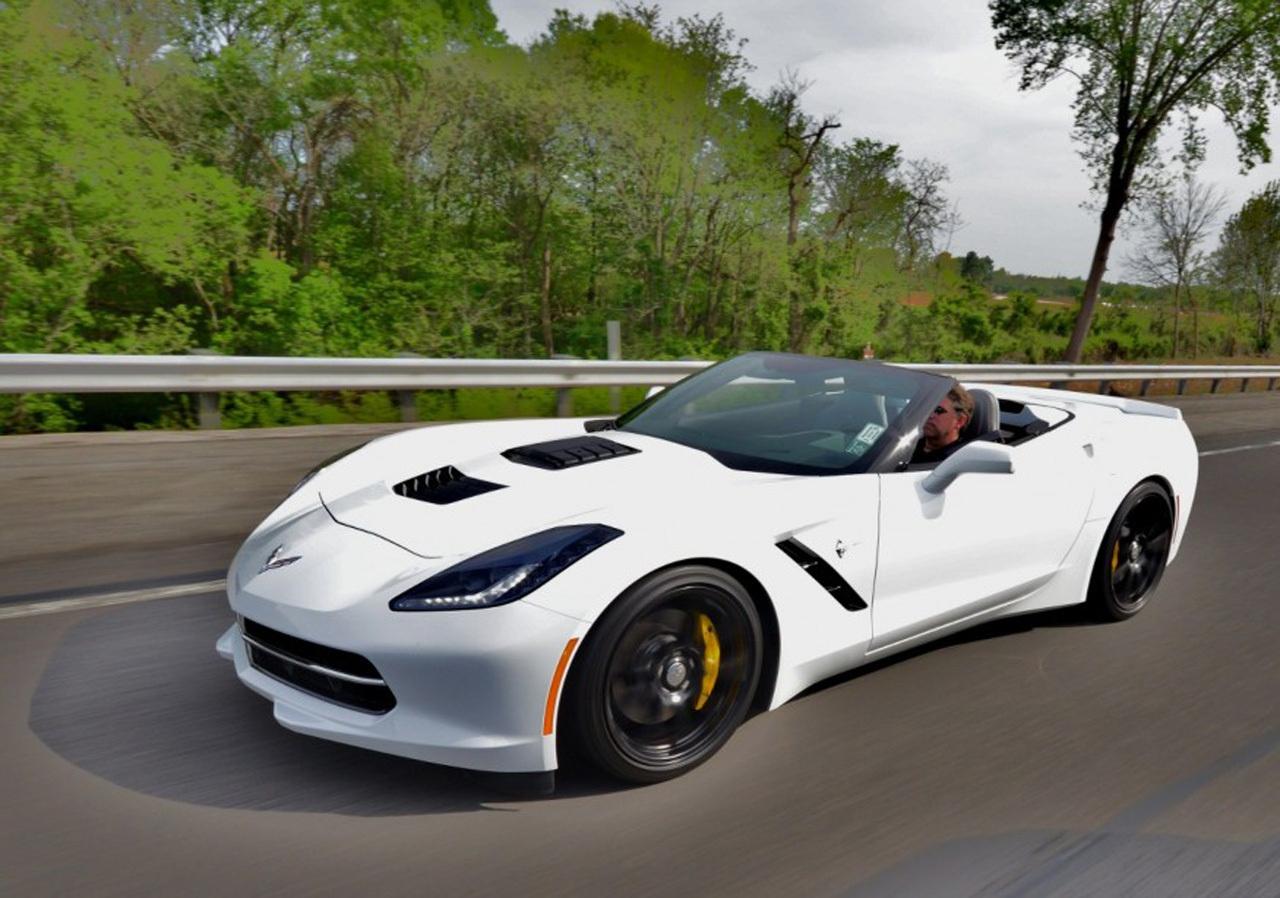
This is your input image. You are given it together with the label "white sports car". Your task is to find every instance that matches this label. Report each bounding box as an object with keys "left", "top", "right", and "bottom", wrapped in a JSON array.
[{"left": 217, "top": 352, "right": 1198, "bottom": 784}]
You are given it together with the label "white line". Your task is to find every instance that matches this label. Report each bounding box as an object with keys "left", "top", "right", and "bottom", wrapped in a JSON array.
[
  {"left": 0, "top": 579, "right": 225, "bottom": 621},
  {"left": 1199, "top": 439, "right": 1280, "bottom": 457}
]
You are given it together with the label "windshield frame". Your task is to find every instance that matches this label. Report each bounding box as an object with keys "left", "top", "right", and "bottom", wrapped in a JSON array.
[{"left": 616, "top": 352, "right": 954, "bottom": 476}]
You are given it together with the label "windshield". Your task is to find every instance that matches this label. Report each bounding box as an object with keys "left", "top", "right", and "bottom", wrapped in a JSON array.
[{"left": 617, "top": 352, "right": 947, "bottom": 475}]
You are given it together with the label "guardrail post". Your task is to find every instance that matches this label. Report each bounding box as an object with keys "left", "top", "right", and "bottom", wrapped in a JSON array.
[
  {"left": 186, "top": 348, "right": 221, "bottom": 429},
  {"left": 1239, "top": 378, "right": 1250, "bottom": 393},
  {"left": 395, "top": 352, "right": 420, "bottom": 422},
  {"left": 1211, "top": 378, "right": 1223, "bottom": 394},
  {"left": 1139, "top": 379, "right": 1152, "bottom": 396},
  {"left": 607, "top": 321, "right": 622, "bottom": 413},
  {"left": 1097, "top": 380, "right": 1111, "bottom": 395},
  {"left": 552, "top": 354, "right": 577, "bottom": 416},
  {"left": 1269, "top": 377, "right": 1278, "bottom": 391},
  {"left": 1177, "top": 379, "right": 1188, "bottom": 395}
]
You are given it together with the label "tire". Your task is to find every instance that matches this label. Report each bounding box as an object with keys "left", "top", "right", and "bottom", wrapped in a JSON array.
[
  {"left": 1088, "top": 481, "right": 1174, "bottom": 622},
  {"left": 565, "top": 565, "right": 763, "bottom": 784}
]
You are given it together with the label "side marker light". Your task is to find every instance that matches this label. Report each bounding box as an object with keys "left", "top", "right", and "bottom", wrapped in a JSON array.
[{"left": 543, "top": 638, "right": 580, "bottom": 736}]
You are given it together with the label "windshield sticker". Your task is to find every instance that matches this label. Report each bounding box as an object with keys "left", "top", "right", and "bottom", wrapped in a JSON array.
[{"left": 855, "top": 423, "right": 884, "bottom": 444}]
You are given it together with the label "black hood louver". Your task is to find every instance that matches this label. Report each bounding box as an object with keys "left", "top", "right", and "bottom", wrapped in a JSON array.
[
  {"left": 503, "top": 435, "right": 640, "bottom": 470},
  {"left": 777, "top": 538, "right": 868, "bottom": 611},
  {"left": 392, "top": 465, "right": 505, "bottom": 505}
]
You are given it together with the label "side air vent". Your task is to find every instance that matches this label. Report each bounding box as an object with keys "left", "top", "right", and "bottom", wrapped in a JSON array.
[
  {"left": 776, "top": 538, "right": 868, "bottom": 611},
  {"left": 502, "top": 435, "right": 640, "bottom": 470},
  {"left": 392, "top": 466, "right": 505, "bottom": 504}
]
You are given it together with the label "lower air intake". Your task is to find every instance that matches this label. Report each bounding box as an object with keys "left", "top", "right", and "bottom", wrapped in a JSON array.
[{"left": 241, "top": 618, "right": 396, "bottom": 714}]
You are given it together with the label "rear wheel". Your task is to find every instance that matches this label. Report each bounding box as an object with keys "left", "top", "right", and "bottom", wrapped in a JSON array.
[
  {"left": 1088, "top": 482, "right": 1174, "bottom": 621},
  {"left": 566, "top": 566, "right": 762, "bottom": 784}
]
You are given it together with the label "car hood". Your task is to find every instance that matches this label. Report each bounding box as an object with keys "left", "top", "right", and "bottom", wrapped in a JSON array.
[{"left": 315, "top": 419, "right": 761, "bottom": 559}]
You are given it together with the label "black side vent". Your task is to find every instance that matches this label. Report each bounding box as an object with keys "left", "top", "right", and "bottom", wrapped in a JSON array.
[
  {"left": 502, "top": 435, "right": 640, "bottom": 470},
  {"left": 392, "top": 465, "right": 505, "bottom": 504},
  {"left": 776, "top": 538, "right": 868, "bottom": 611}
]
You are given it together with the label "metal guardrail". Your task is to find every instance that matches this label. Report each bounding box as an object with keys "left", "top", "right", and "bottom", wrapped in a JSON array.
[
  {"left": 0, "top": 354, "right": 709, "bottom": 392},
  {"left": 2, "top": 353, "right": 1278, "bottom": 427}
]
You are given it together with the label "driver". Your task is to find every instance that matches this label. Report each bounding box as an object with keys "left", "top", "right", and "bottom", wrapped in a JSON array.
[{"left": 910, "top": 385, "right": 974, "bottom": 465}]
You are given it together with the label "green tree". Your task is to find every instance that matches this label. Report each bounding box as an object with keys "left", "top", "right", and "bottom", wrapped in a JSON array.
[
  {"left": 960, "top": 251, "right": 996, "bottom": 286},
  {"left": 991, "top": 0, "right": 1280, "bottom": 361},
  {"left": 0, "top": 0, "right": 249, "bottom": 354},
  {"left": 1214, "top": 181, "right": 1280, "bottom": 353}
]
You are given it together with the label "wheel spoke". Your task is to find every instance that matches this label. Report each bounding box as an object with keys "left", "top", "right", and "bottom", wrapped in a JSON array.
[{"left": 1112, "top": 562, "right": 1129, "bottom": 591}]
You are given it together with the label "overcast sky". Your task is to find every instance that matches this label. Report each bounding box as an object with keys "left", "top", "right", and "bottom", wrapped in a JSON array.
[{"left": 489, "top": 0, "right": 1280, "bottom": 280}]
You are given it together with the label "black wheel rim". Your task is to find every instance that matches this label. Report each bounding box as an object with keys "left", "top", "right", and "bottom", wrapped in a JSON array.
[
  {"left": 1109, "top": 493, "right": 1173, "bottom": 609},
  {"left": 603, "top": 585, "right": 754, "bottom": 770}
]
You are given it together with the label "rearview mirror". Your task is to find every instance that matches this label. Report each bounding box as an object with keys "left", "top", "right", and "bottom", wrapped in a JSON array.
[{"left": 921, "top": 442, "right": 1014, "bottom": 495}]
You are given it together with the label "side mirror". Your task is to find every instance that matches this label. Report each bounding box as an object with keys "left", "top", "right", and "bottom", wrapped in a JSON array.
[{"left": 921, "top": 442, "right": 1014, "bottom": 495}]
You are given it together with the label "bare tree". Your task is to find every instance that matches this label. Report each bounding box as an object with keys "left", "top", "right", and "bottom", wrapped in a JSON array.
[
  {"left": 767, "top": 72, "right": 840, "bottom": 351},
  {"left": 897, "top": 158, "right": 961, "bottom": 272},
  {"left": 1127, "top": 175, "right": 1225, "bottom": 357}
]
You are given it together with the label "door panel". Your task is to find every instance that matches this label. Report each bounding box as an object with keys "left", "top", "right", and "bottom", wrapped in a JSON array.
[{"left": 871, "top": 426, "right": 1093, "bottom": 650}]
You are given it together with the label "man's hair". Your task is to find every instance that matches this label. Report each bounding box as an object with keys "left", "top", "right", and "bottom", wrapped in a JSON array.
[{"left": 947, "top": 384, "right": 974, "bottom": 419}]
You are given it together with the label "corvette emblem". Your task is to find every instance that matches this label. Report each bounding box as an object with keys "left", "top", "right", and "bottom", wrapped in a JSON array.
[{"left": 260, "top": 545, "right": 302, "bottom": 573}]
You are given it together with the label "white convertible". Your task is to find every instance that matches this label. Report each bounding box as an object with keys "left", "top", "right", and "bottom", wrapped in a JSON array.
[{"left": 217, "top": 352, "right": 1198, "bottom": 784}]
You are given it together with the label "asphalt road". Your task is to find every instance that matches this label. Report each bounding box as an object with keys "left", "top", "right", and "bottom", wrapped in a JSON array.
[{"left": 2, "top": 394, "right": 1279, "bottom": 896}]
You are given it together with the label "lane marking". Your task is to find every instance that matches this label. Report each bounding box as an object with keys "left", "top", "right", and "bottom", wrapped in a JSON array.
[
  {"left": 0, "top": 579, "right": 225, "bottom": 621},
  {"left": 1199, "top": 439, "right": 1280, "bottom": 457}
]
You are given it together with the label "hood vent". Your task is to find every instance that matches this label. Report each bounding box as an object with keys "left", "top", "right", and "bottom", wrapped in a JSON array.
[
  {"left": 777, "top": 538, "right": 868, "bottom": 611},
  {"left": 392, "top": 466, "right": 505, "bottom": 505},
  {"left": 503, "top": 435, "right": 640, "bottom": 470}
]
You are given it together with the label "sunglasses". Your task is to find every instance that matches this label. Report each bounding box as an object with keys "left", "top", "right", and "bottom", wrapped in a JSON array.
[{"left": 932, "top": 404, "right": 967, "bottom": 417}]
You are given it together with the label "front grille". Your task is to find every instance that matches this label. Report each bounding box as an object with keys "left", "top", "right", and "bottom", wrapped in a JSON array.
[
  {"left": 242, "top": 618, "right": 396, "bottom": 714},
  {"left": 392, "top": 465, "right": 505, "bottom": 504},
  {"left": 502, "top": 435, "right": 640, "bottom": 470}
]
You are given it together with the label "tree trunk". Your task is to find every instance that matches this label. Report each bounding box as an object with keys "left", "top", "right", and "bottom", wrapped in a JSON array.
[
  {"left": 1171, "top": 282, "right": 1180, "bottom": 358},
  {"left": 540, "top": 243, "right": 554, "bottom": 357},
  {"left": 1189, "top": 288, "right": 1199, "bottom": 358},
  {"left": 1065, "top": 198, "right": 1125, "bottom": 362}
]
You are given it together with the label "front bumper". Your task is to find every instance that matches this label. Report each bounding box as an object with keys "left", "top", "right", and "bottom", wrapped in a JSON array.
[{"left": 218, "top": 504, "right": 587, "bottom": 773}]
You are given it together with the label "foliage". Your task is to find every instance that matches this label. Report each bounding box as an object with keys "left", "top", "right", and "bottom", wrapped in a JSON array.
[{"left": 1214, "top": 181, "right": 1280, "bottom": 353}]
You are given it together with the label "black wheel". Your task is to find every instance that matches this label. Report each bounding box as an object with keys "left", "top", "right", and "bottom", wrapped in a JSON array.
[
  {"left": 565, "top": 565, "right": 763, "bottom": 784},
  {"left": 1088, "top": 481, "right": 1174, "bottom": 621}
]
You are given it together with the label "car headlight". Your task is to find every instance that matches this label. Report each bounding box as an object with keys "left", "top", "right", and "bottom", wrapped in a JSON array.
[{"left": 389, "top": 524, "right": 623, "bottom": 611}]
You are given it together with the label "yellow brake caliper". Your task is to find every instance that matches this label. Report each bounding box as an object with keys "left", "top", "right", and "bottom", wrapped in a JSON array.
[
  {"left": 1111, "top": 540, "right": 1121, "bottom": 573},
  {"left": 694, "top": 613, "right": 720, "bottom": 711}
]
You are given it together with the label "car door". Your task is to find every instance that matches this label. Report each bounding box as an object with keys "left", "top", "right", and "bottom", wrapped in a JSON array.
[{"left": 869, "top": 419, "right": 1095, "bottom": 652}]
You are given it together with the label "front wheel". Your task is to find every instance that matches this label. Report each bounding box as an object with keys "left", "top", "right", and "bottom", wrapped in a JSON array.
[
  {"left": 1088, "top": 481, "right": 1174, "bottom": 621},
  {"left": 565, "top": 566, "right": 762, "bottom": 784}
]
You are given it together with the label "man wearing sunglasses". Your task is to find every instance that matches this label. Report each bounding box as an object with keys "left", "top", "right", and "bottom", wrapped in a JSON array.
[{"left": 910, "top": 385, "right": 976, "bottom": 465}]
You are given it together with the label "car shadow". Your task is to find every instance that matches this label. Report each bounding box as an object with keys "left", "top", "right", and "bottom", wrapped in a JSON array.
[
  {"left": 27, "top": 593, "right": 622, "bottom": 815},
  {"left": 28, "top": 594, "right": 1099, "bottom": 814},
  {"left": 788, "top": 605, "right": 1099, "bottom": 703}
]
